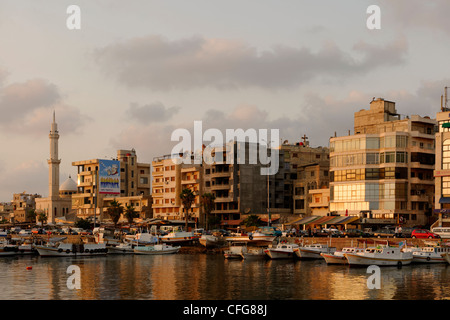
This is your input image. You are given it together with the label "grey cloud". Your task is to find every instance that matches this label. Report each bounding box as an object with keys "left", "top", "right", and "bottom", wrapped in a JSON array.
[
  {"left": 126, "top": 101, "right": 180, "bottom": 124},
  {"left": 94, "top": 34, "right": 408, "bottom": 91}
]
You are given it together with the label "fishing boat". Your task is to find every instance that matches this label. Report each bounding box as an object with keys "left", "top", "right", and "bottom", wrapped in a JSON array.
[
  {"left": 345, "top": 246, "right": 413, "bottom": 267},
  {"left": 294, "top": 243, "right": 336, "bottom": 260},
  {"left": 199, "top": 234, "right": 219, "bottom": 248},
  {"left": 321, "top": 247, "right": 365, "bottom": 265},
  {"left": 159, "top": 229, "right": 200, "bottom": 244},
  {"left": 225, "top": 232, "right": 276, "bottom": 245},
  {"left": 0, "top": 239, "right": 18, "bottom": 256},
  {"left": 241, "top": 247, "right": 267, "bottom": 260},
  {"left": 108, "top": 242, "right": 136, "bottom": 254},
  {"left": 36, "top": 237, "right": 108, "bottom": 257},
  {"left": 224, "top": 243, "right": 246, "bottom": 259},
  {"left": 126, "top": 232, "right": 159, "bottom": 245},
  {"left": 412, "top": 245, "right": 450, "bottom": 263},
  {"left": 264, "top": 242, "right": 299, "bottom": 259},
  {"left": 133, "top": 244, "right": 180, "bottom": 255}
]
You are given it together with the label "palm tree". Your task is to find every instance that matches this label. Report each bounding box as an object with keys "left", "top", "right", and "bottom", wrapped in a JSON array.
[
  {"left": 201, "top": 193, "right": 216, "bottom": 230},
  {"left": 37, "top": 212, "right": 47, "bottom": 226},
  {"left": 27, "top": 208, "right": 37, "bottom": 224},
  {"left": 124, "top": 204, "right": 138, "bottom": 226},
  {"left": 107, "top": 199, "right": 124, "bottom": 229},
  {"left": 243, "top": 214, "right": 261, "bottom": 228},
  {"left": 180, "top": 188, "right": 196, "bottom": 231}
]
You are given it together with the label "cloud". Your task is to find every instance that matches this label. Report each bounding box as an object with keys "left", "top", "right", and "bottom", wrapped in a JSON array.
[
  {"left": 94, "top": 34, "right": 408, "bottom": 91},
  {"left": 126, "top": 101, "right": 180, "bottom": 124},
  {"left": 0, "top": 73, "right": 92, "bottom": 135}
]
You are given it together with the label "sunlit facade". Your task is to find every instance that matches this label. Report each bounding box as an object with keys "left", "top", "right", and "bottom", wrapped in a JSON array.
[{"left": 329, "top": 98, "right": 436, "bottom": 226}]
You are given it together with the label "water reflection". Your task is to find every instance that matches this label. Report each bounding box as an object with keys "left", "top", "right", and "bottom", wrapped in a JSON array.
[{"left": 0, "top": 255, "right": 449, "bottom": 300}]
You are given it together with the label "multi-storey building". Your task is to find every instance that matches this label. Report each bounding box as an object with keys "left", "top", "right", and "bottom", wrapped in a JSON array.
[
  {"left": 151, "top": 155, "right": 203, "bottom": 223},
  {"left": 72, "top": 149, "right": 151, "bottom": 221},
  {"left": 329, "top": 98, "right": 436, "bottom": 227},
  {"left": 12, "top": 192, "right": 42, "bottom": 223},
  {"left": 433, "top": 106, "right": 450, "bottom": 227}
]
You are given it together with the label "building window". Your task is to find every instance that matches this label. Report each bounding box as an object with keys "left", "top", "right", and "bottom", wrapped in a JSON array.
[{"left": 443, "top": 139, "right": 450, "bottom": 170}]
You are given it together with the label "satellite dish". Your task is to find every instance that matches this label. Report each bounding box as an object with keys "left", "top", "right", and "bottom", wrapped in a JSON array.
[
  {"left": 283, "top": 140, "right": 289, "bottom": 145},
  {"left": 244, "top": 208, "right": 251, "bottom": 214}
]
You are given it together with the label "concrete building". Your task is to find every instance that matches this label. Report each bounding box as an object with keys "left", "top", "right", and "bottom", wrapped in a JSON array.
[
  {"left": 35, "top": 113, "right": 73, "bottom": 224},
  {"left": 433, "top": 106, "right": 450, "bottom": 227},
  {"left": 329, "top": 98, "right": 436, "bottom": 228},
  {"left": 152, "top": 155, "right": 203, "bottom": 223},
  {"left": 12, "top": 192, "right": 42, "bottom": 223},
  {"left": 72, "top": 149, "right": 151, "bottom": 222}
]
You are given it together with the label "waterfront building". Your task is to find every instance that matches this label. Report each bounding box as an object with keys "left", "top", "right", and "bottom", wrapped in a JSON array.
[
  {"left": 152, "top": 155, "right": 203, "bottom": 224},
  {"left": 72, "top": 149, "right": 151, "bottom": 222},
  {"left": 35, "top": 113, "right": 73, "bottom": 224},
  {"left": 433, "top": 104, "right": 450, "bottom": 227},
  {"left": 329, "top": 98, "right": 436, "bottom": 227},
  {"left": 12, "top": 192, "right": 42, "bottom": 223}
]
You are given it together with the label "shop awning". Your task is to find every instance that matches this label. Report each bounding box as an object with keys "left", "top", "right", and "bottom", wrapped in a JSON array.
[
  {"left": 439, "top": 197, "right": 450, "bottom": 204},
  {"left": 336, "top": 216, "right": 360, "bottom": 224},
  {"left": 314, "top": 216, "right": 338, "bottom": 225},
  {"left": 221, "top": 219, "right": 243, "bottom": 226},
  {"left": 290, "top": 216, "right": 321, "bottom": 225}
]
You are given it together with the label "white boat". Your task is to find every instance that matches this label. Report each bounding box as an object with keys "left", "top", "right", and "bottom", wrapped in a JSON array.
[
  {"left": 126, "top": 233, "right": 159, "bottom": 245},
  {"left": 0, "top": 239, "right": 17, "bottom": 256},
  {"left": 294, "top": 244, "right": 336, "bottom": 259},
  {"left": 412, "top": 245, "right": 450, "bottom": 263},
  {"left": 265, "top": 242, "right": 299, "bottom": 259},
  {"left": 199, "top": 235, "right": 219, "bottom": 248},
  {"left": 241, "top": 247, "right": 267, "bottom": 260},
  {"left": 160, "top": 231, "right": 200, "bottom": 244},
  {"left": 224, "top": 243, "right": 246, "bottom": 259},
  {"left": 133, "top": 244, "right": 180, "bottom": 255},
  {"left": 36, "top": 239, "right": 108, "bottom": 257},
  {"left": 225, "top": 232, "right": 276, "bottom": 244},
  {"left": 345, "top": 246, "right": 413, "bottom": 267},
  {"left": 321, "top": 247, "right": 365, "bottom": 265},
  {"left": 108, "top": 242, "right": 137, "bottom": 254}
]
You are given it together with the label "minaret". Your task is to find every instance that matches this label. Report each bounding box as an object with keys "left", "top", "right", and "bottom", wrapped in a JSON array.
[{"left": 48, "top": 111, "right": 60, "bottom": 199}]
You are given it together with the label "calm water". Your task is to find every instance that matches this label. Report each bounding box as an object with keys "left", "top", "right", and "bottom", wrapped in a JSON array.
[{"left": 1, "top": 254, "right": 450, "bottom": 300}]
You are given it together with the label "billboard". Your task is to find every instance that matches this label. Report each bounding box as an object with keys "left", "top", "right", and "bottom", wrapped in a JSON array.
[{"left": 98, "top": 159, "right": 120, "bottom": 195}]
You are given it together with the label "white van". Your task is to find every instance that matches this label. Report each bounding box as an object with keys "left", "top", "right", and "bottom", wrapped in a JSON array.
[{"left": 431, "top": 227, "right": 450, "bottom": 239}]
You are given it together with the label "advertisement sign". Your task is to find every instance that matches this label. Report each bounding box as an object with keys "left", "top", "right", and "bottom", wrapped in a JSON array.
[{"left": 98, "top": 159, "right": 120, "bottom": 194}]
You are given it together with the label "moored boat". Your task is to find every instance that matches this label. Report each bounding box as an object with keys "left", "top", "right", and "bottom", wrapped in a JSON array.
[
  {"left": 159, "top": 231, "right": 200, "bottom": 244},
  {"left": 224, "top": 243, "right": 246, "bottom": 259},
  {"left": 442, "top": 252, "right": 450, "bottom": 264},
  {"left": 321, "top": 247, "right": 365, "bottom": 265},
  {"left": 294, "top": 243, "right": 336, "bottom": 260},
  {"left": 241, "top": 247, "right": 267, "bottom": 260},
  {"left": 225, "top": 232, "right": 276, "bottom": 245},
  {"left": 108, "top": 242, "right": 136, "bottom": 254},
  {"left": 133, "top": 244, "right": 180, "bottom": 255},
  {"left": 345, "top": 246, "right": 413, "bottom": 267},
  {"left": 36, "top": 237, "right": 108, "bottom": 257},
  {"left": 412, "top": 245, "right": 450, "bottom": 263},
  {"left": 199, "top": 234, "right": 219, "bottom": 248},
  {"left": 264, "top": 242, "right": 299, "bottom": 259}
]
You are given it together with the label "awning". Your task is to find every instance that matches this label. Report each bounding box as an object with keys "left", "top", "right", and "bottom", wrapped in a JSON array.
[
  {"left": 221, "top": 219, "right": 243, "bottom": 226},
  {"left": 336, "top": 216, "right": 360, "bottom": 224},
  {"left": 304, "top": 216, "right": 332, "bottom": 226},
  {"left": 321, "top": 215, "right": 348, "bottom": 225},
  {"left": 290, "top": 216, "right": 321, "bottom": 225},
  {"left": 439, "top": 197, "right": 450, "bottom": 204},
  {"left": 260, "top": 218, "right": 279, "bottom": 223}
]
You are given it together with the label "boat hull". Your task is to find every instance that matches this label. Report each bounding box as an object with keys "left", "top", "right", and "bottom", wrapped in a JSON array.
[
  {"left": 36, "top": 244, "right": 108, "bottom": 257},
  {"left": 345, "top": 253, "right": 412, "bottom": 266},
  {"left": 441, "top": 253, "right": 450, "bottom": 264},
  {"left": 321, "top": 253, "right": 347, "bottom": 264},
  {"left": 295, "top": 247, "right": 336, "bottom": 259},
  {"left": 264, "top": 249, "right": 295, "bottom": 259},
  {"left": 134, "top": 245, "right": 180, "bottom": 255},
  {"left": 412, "top": 255, "right": 446, "bottom": 263}
]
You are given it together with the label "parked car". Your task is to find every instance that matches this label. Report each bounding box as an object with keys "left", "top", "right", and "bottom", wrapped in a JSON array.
[
  {"left": 258, "top": 226, "right": 282, "bottom": 237},
  {"left": 394, "top": 227, "right": 414, "bottom": 238},
  {"left": 19, "top": 229, "right": 32, "bottom": 236},
  {"left": 373, "top": 227, "right": 396, "bottom": 238},
  {"left": 342, "top": 228, "right": 371, "bottom": 238},
  {"left": 411, "top": 229, "right": 440, "bottom": 239}
]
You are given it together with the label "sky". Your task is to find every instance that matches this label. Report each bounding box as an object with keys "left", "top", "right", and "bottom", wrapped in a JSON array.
[{"left": 1, "top": 0, "right": 450, "bottom": 202}]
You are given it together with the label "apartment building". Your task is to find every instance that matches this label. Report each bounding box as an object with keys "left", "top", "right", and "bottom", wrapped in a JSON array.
[
  {"left": 152, "top": 155, "right": 203, "bottom": 223},
  {"left": 12, "top": 192, "right": 42, "bottom": 223},
  {"left": 72, "top": 149, "right": 151, "bottom": 221},
  {"left": 329, "top": 98, "right": 436, "bottom": 227}
]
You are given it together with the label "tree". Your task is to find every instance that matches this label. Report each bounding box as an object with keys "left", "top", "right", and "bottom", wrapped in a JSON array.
[
  {"left": 124, "top": 204, "right": 138, "bottom": 226},
  {"left": 201, "top": 193, "right": 216, "bottom": 230},
  {"left": 27, "top": 208, "right": 37, "bottom": 223},
  {"left": 180, "top": 188, "right": 196, "bottom": 231},
  {"left": 75, "top": 218, "right": 92, "bottom": 230},
  {"left": 243, "top": 214, "right": 262, "bottom": 228},
  {"left": 37, "top": 212, "right": 48, "bottom": 226},
  {"left": 107, "top": 199, "right": 124, "bottom": 229}
]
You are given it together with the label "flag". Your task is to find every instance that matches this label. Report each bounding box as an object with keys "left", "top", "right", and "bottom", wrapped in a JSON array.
[{"left": 398, "top": 241, "right": 406, "bottom": 249}]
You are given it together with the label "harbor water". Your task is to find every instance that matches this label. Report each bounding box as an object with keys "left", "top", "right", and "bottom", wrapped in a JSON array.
[{"left": 1, "top": 253, "right": 450, "bottom": 300}]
